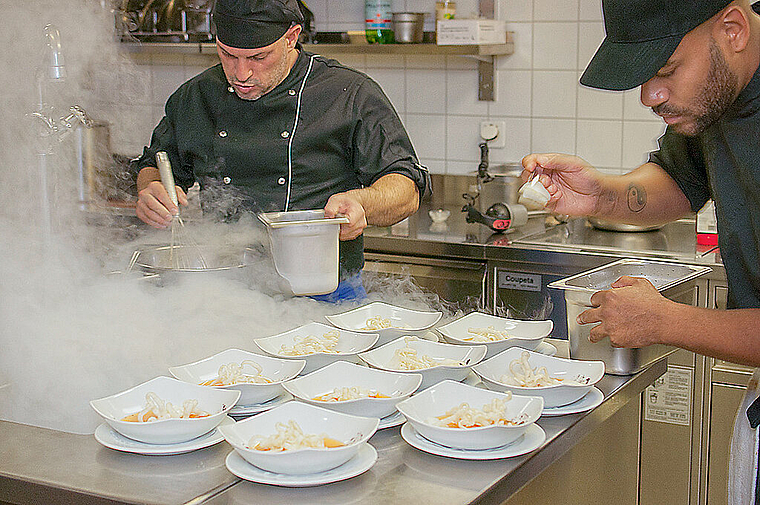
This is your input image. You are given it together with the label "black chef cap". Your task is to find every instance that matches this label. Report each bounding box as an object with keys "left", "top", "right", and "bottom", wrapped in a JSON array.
[{"left": 213, "top": 0, "right": 304, "bottom": 49}]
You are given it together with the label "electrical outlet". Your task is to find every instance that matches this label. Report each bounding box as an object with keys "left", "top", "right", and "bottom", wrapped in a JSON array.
[{"left": 480, "top": 121, "right": 506, "bottom": 148}]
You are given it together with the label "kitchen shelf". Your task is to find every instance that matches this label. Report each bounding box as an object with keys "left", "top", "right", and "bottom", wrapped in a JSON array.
[{"left": 121, "top": 32, "right": 513, "bottom": 100}]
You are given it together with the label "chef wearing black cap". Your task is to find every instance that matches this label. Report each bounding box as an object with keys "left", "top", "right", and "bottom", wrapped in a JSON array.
[
  {"left": 521, "top": 1, "right": 760, "bottom": 501},
  {"left": 133, "top": 0, "right": 430, "bottom": 301}
]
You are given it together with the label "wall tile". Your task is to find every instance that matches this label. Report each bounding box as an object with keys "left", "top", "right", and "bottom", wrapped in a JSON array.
[
  {"left": 407, "top": 69, "right": 447, "bottom": 114},
  {"left": 576, "top": 119, "right": 623, "bottom": 167},
  {"left": 500, "top": 0, "right": 533, "bottom": 22},
  {"left": 623, "top": 88, "right": 661, "bottom": 121},
  {"left": 489, "top": 117, "right": 532, "bottom": 164},
  {"left": 405, "top": 114, "right": 447, "bottom": 162},
  {"left": 306, "top": 0, "right": 328, "bottom": 29},
  {"left": 446, "top": 55, "right": 479, "bottom": 70},
  {"left": 531, "top": 118, "right": 575, "bottom": 155},
  {"left": 365, "top": 68, "right": 407, "bottom": 112},
  {"left": 532, "top": 70, "right": 577, "bottom": 118},
  {"left": 577, "top": 79, "right": 623, "bottom": 119},
  {"left": 622, "top": 121, "right": 666, "bottom": 168},
  {"left": 406, "top": 54, "right": 446, "bottom": 69},
  {"left": 446, "top": 70, "right": 489, "bottom": 116},
  {"left": 446, "top": 115, "right": 483, "bottom": 161},
  {"left": 151, "top": 65, "right": 185, "bottom": 107},
  {"left": 366, "top": 55, "right": 405, "bottom": 69},
  {"left": 421, "top": 158, "right": 446, "bottom": 175},
  {"left": 534, "top": 0, "right": 578, "bottom": 21},
  {"left": 327, "top": 0, "right": 364, "bottom": 24},
  {"left": 579, "top": 0, "right": 603, "bottom": 21},
  {"left": 533, "top": 22, "right": 577, "bottom": 70},
  {"left": 577, "top": 21, "right": 604, "bottom": 71},
  {"left": 500, "top": 22, "right": 532, "bottom": 70},
  {"left": 491, "top": 69, "right": 532, "bottom": 117}
]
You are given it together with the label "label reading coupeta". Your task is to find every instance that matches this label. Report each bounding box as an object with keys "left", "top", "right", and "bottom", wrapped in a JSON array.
[{"left": 497, "top": 271, "right": 542, "bottom": 292}]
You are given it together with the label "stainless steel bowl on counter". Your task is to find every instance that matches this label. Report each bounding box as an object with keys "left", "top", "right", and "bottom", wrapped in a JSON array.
[
  {"left": 587, "top": 216, "right": 664, "bottom": 232},
  {"left": 548, "top": 258, "right": 711, "bottom": 375}
]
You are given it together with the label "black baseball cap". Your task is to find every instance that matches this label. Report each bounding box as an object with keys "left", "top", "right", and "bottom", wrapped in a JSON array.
[
  {"left": 212, "top": 0, "right": 304, "bottom": 49},
  {"left": 580, "top": 0, "right": 733, "bottom": 91}
]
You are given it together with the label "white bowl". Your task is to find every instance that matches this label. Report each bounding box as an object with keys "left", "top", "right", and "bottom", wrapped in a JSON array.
[
  {"left": 358, "top": 336, "right": 486, "bottom": 390},
  {"left": 169, "top": 348, "right": 306, "bottom": 406},
  {"left": 282, "top": 360, "right": 422, "bottom": 418},
  {"left": 326, "top": 302, "right": 443, "bottom": 346},
  {"left": 218, "top": 401, "right": 379, "bottom": 475},
  {"left": 437, "top": 312, "right": 553, "bottom": 358},
  {"left": 472, "top": 347, "right": 605, "bottom": 408},
  {"left": 89, "top": 376, "right": 240, "bottom": 444},
  {"left": 396, "top": 380, "right": 542, "bottom": 450},
  {"left": 254, "top": 322, "right": 379, "bottom": 374}
]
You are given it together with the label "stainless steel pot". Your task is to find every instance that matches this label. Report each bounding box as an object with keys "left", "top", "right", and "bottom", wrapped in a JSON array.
[
  {"left": 392, "top": 12, "right": 425, "bottom": 43},
  {"left": 475, "top": 164, "right": 523, "bottom": 211}
]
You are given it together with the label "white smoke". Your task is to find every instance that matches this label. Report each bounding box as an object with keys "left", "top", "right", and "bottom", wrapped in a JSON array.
[{"left": 0, "top": 0, "right": 454, "bottom": 435}]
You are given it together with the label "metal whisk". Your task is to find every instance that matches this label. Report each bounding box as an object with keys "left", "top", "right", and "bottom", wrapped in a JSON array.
[{"left": 155, "top": 151, "right": 208, "bottom": 270}]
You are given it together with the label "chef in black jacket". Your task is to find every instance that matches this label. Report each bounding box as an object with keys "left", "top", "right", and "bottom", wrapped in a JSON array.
[{"left": 133, "top": 0, "right": 430, "bottom": 301}]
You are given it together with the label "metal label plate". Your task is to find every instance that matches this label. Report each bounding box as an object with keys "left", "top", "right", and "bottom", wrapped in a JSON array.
[
  {"left": 644, "top": 365, "right": 693, "bottom": 426},
  {"left": 497, "top": 271, "right": 541, "bottom": 292}
]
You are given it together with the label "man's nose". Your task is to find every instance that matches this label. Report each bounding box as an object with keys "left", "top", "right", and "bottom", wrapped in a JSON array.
[
  {"left": 640, "top": 77, "right": 668, "bottom": 109},
  {"left": 235, "top": 62, "right": 253, "bottom": 82}
]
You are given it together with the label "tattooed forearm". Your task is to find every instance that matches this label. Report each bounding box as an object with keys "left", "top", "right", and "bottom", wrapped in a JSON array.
[{"left": 626, "top": 184, "right": 646, "bottom": 213}]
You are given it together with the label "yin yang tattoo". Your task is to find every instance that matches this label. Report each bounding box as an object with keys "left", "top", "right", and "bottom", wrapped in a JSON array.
[{"left": 627, "top": 184, "right": 646, "bottom": 213}]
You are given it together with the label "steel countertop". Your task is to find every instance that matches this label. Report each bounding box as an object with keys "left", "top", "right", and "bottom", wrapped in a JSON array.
[{"left": 0, "top": 341, "right": 665, "bottom": 505}]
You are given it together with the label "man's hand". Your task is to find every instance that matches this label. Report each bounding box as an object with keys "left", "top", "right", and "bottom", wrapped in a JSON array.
[
  {"left": 578, "top": 276, "right": 673, "bottom": 348},
  {"left": 136, "top": 180, "right": 188, "bottom": 229},
  {"left": 324, "top": 192, "right": 368, "bottom": 241},
  {"left": 521, "top": 153, "right": 606, "bottom": 216}
]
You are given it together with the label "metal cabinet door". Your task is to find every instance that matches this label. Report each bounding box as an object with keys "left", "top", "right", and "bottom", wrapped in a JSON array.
[
  {"left": 706, "top": 383, "right": 746, "bottom": 505},
  {"left": 363, "top": 253, "right": 486, "bottom": 308}
]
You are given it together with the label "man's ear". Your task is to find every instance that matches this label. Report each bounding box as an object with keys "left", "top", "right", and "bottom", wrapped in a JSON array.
[{"left": 714, "top": 5, "right": 750, "bottom": 53}]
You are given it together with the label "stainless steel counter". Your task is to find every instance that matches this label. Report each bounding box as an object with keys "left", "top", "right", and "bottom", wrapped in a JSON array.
[
  {"left": 365, "top": 203, "right": 723, "bottom": 272},
  {"left": 0, "top": 342, "right": 665, "bottom": 505}
]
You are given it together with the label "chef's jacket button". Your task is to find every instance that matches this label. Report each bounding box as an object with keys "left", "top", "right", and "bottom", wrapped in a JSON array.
[
  {"left": 281, "top": 131, "right": 290, "bottom": 138},
  {"left": 277, "top": 177, "right": 286, "bottom": 185},
  {"left": 219, "top": 130, "right": 228, "bottom": 137},
  {"left": 223, "top": 176, "right": 231, "bottom": 184},
  {"left": 288, "top": 89, "right": 296, "bottom": 96},
  {"left": 227, "top": 86, "right": 234, "bottom": 93}
]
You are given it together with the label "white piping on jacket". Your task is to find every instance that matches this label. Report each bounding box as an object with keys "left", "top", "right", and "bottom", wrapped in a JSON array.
[{"left": 284, "top": 54, "right": 316, "bottom": 211}]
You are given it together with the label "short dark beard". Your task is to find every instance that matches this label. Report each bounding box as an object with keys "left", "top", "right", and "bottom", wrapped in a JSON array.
[{"left": 654, "top": 39, "right": 738, "bottom": 136}]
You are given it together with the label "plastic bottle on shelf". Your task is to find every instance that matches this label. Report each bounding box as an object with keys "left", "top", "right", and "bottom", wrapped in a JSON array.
[{"left": 365, "top": 0, "right": 394, "bottom": 44}]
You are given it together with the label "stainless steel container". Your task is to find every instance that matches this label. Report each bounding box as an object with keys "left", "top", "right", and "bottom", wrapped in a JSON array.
[
  {"left": 475, "top": 164, "right": 523, "bottom": 210},
  {"left": 392, "top": 12, "right": 425, "bottom": 43},
  {"left": 258, "top": 210, "right": 349, "bottom": 296},
  {"left": 548, "top": 258, "right": 711, "bottom": 375}
]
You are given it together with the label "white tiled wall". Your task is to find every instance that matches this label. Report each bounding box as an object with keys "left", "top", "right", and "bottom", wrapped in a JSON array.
[{"left": 119, "top": 0, "right": 666, "bottom": 176}]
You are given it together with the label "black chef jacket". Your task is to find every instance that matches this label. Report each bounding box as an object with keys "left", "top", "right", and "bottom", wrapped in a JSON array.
[
  {"left": 648, "top": 62, "right": 760, "bottom": 310},
  {"left": 135, "top": 46, "right": 430, "bottom": 277}
]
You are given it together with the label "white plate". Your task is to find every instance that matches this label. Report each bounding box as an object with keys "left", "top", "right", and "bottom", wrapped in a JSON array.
[
  {"left": 378, "top": 410, "right": 406, "bottom": 429},
  {"left": 94, "top": 416, "right": 234, "bottom": 455},
  {"left": 401, "top": 422, "right": 545, "bottom": 460},
  {"left": 229, "top": 392, "right": 293, "bottom": 415},
  {"left": 225, "top": 443, "right": 377, "bottom": 487},
  {"left": 535, "top": 341, "right": 557, "bottom": 356},
  {"left": 540, "top": 387, "right": 604, "bottom": 417}
]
